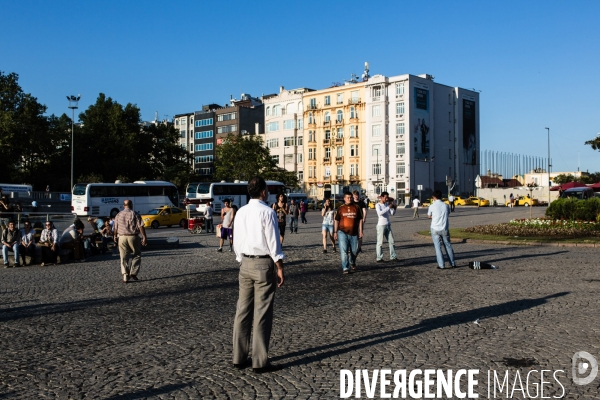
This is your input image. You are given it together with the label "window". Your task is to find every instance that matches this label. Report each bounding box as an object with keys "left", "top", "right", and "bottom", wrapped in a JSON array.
[
  {"left": 308, "top": 148, "right": 315, "bottom": 160},
  {"left": 350, "top": 164, "right": 356, "bottom": 176},
  {"left": 273, "top": 105, "right": 281, "bottom": 116},
  {"left": 337, "top": 128, "right": 343, "bottom": 138},
  {"left": 324, "top": 95, "right": 330, "bottom": 105},
  {"left": 324, "top": 112, "right": 330, "bottom": 122},
  {"left": 351, "top": 90, "right": 359, "bottom": 102},
  {"left": 310, "top": 98, "right": 316, "bottom": 108},
  {"left": 372, "top": 105, "right": 381, "bottom": 117},
  {"left": 297, "top": 153, "right": 303, "bottom": 163},
  {"left": 372, "top": 124, "right": 381, "bottom": 136},
  {"left": 350, "top": 107, "right": 355, "bottom": 119},
  {"left": 337, "top": 93, "right": 343, "bottom": 104},
  {"left": 449, "top": 130, "right": 452, "bottom": 141},
  {"left": 198, "top": 168, "right": 212, "bottom": 175},
  {"left": 372, "top": 163, "right": 381, "bottom": 175},
  {"left": 283, "top": 120, "right": 295, "bottom": 130},
  {"left": 396, "top": 83, "right": 405, "bottom": 96},
  {"left": 325, "top": 147, "right": 330, "bottom": 158},
  {"left": 266, "top": 106, "right": 271, "bottom": 116},
  {"left": 175, "top": 119, "right": 179, "bottom": 126},
  {"left": 350, "top": 145, "right": 358, "bottom": 157},
  {"left": 372, "top": 144, "right": 381, "bottom": 157},
  {"left": 180, "top": 118, "right": 187, "bottom": 125},
  {"left": 266, "top": 122, "right": 279, "bottom": 132},
  {"left": 336, "top": 110, "right": 343, "bottom": 122},
  {"left": 195, "top": 118, "right": 213, "bottom": 127},
  {"left": 325, "top": 130, "right": 331, "bottom": 140},
  {"left": 396, "top": 162, "right": 406, "bottom": 174},
  {"left": 396, "top": 123, "right": 405, "bottom": 135},
  {"left": 272, "top": 155, "right": 279, "bottom": 163},
  {"left": 449, "top": 112, "right": 452, "bottom": 122},
  {"left": 217, "top": 124, "right": 236, "bottom": 134},
  {"left": 298, "top": 171, "right": 303, "bottom": 181},
  {"left": 373, "top": 86, "right": 382, "bottom": 97},
  {"left": 195, "top": 130, "right": 213, "bottom": 139},
  {"left": 337, "top": 165, "right": 343, "bottom": 176},
  {"left": 449, "top": 149, "right": 452, "bottom": 159},
  {"left": 195, "top": 155, "right": 214, "bottom": 163},
  {"left": 195, "top": 143, "right": 213, "bottom": 151},
  {"left": 309, "top": 131, "right": 314, "bottom": 142},
  {"left": 266, "top": 138, "right": 279, "bottom": 148},
  {"left": 308, "top": 166, "right": 314, "bottom": 178},
  {"left": 297, "top": 119, "right": 303, "bottom": 129},
  {"left": 310, "top": 185, "right": 317, "bottom": 196},
  {"left": 297, "top": 136, "right": 303, "bottom": 145},
  {"left": 180, "top": 130, "right": 186, "bottom": 138},
  {"left": 181, "top": 143, "right": 186, "bottom": 149},
  {"left": 308, "top": 112, "right": 313, "bottom": 124},
  {"left": 217, "top": 112, "right": 236, "bottom": 122},
  {"left": 396, "top": 102, "right": 404, "bottom": 115},
  {"left": 190, "top": 144, "right": 193, "bottom": 151},
  {"left": 324, "top": 166, "right": 331, "bottom": 176},
  {"left": 284, "top": 136, "right": 295, "bottom": 146},
  {"left": 396, "top": 142, "right": 405, "bottom": 155},
  {"left": 448, "top": 93, "right": 452, "bottom": 105},
  {"left": 337, "top": 146, "right": 343, "bottom": 157},
  {"left": 350, "top": 126, "right": 356, "bottom": 137},
  {"left": 397, "top": 182, "right": 406, "bottom": 192}
]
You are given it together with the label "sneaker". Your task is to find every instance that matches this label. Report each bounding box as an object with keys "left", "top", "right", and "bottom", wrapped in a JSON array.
[
  {"left": 3, "top": 264, "right": 8, "bottom": 268},
  {"left": 228, "top": 247, "right": 233, "bottom": 252},
  {"left": 351, "top": 264, "right": 357, "bottom": 271},
  {"left": 217, "top": 248, "right": 223, "bottom": 252},
  {"left": 343, "top": 269, "right": 350, "bottom": 275},
  {"left": 41, "top": 262, "right": 45, "bottom": 267},
  {"left": 322, "top": 249, "right": 327, "bottom": 253}
]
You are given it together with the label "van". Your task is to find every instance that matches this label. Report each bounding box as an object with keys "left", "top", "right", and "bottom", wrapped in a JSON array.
[{"left": 560, "top": 187, "right": 595, "bottom": 200}]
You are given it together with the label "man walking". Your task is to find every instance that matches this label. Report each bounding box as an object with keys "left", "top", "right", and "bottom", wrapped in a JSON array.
[
  {"left": 204, "top": 202, "right": 214, "bottom": 233},
  {"left": 448, "top": 194, "right": 455, "bottom": 212},
  {"left": 288, "top": 199, "right": 299, "bottom": 233},
  {"left": 334, "top": 192, "right": 363, "bottom": 274},
  {"left": 232, "top": 176, "right": 285, "bottom": 373},
  {"left": 375, "top": 192, "right": 397, "bottom": 262},
  {"left": 427, "top": 190, "right": 456, "bottom": 270},
  {"left": 412, "top": 197, "right": 421, "bottom": 218},
  {"left": 352, "top": 190, "right": 367, "bottom": 253},
  {"left": 218, "top": 199, "right": 235, "bottom": 252},
  {"left": 113, "top": 199, "right": 147, "bottom": 283}
]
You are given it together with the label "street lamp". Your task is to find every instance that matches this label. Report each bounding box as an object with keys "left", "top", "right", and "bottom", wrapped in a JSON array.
[
  {"left": 545, "top": 127, "right": 550, "bottom": 204},
  {"left": 67, "top": 95, "right": 81, "bottom": 192}
]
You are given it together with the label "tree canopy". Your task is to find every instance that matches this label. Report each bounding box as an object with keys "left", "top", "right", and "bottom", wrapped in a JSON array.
[{"left": 585, "top": 135, "right": 600, "bottom": 151}]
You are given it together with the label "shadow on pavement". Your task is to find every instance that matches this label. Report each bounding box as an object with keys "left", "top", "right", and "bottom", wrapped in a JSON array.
[{"left": 103, "top": 382, "right": 192, "bottom": 400}]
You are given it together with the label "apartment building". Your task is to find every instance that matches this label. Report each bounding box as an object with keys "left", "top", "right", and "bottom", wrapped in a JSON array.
[
  {"left": 193, "top": 104, "right": 219, "bottom": 176},
  {"left": 215, "top": 94, "right": 264, "bottom": 146},
  {"left": 262, "top": 86, "right": 314, "bottom": 188},
  {"left": 174, "top": 112, "right": 195, "bottom": 160},
  {"left": 364, "top": 73, "right": 480, "bottom": 202}
]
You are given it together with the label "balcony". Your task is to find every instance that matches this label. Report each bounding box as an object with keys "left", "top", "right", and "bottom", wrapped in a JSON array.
[
  {"left": 335, "top": 137, "right": 344, "bottom": 144},
  {"left": 323, "top": 175, "right": 331, "bottom": 181},
  {"left": 337, "top": 101, "right": 344, "bottom": 105},
  {"left": 396, "top": 134, "right": 404, "bottom": 140},
  {"left": 308, "top": 140, "right": 317, "bottom": 147},
  {"left": 323, "top": 139, "right": 330, "bottom": 145},
  {"left": 349, "top": 175, "right": 360, "bottom": 181},
  {"left": 336, "top": 175, "right": 344, "bottom": 181},
  {"left": 348, "top": 98, "right": 361, "bottom": 105},
  {"left": 323, "top": 120, "right": 331, "bottom": 126},
  {"left": 306, "top": 104, "right": 318, "bottom": 110},
  {"left": 335, "top": 119, "right": 343, "bottom": 125},
  {"left": 335, "top": 156, "right": 344, "bottom": 163},
  {"left": 323, "top": 157, "right": 331, "bottom": 163}
]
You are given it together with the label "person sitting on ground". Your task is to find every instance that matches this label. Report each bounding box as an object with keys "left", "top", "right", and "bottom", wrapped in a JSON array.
[
  {"left": 19, "top": 221, "right": 36, "bottom": 266},
  {"left": 100, "top": 219, "right": 113, "bottom": 253},
  {"left": 2, "top": 220, "right": 22, "bottom": 267},
  {"left": 59, "top": 220, "right": 86, "bottom": 262},
  {"left": 40, "top": 221, "right": 59, "bottom": 266},
  {"left": 87, "top": 216, "right": 105, "bottom": 252}
]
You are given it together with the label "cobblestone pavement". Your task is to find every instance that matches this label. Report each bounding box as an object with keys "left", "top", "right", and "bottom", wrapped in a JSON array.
[{"left": 1, "top": 206, "right": 599, "bottom": 399}]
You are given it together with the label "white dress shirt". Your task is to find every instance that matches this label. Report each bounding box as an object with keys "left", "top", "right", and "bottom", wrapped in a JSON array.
[
  {"left": 233, "top": 199, "right": 285, "bottom": 263},
  {"left": 375, "top": 202, "right": 396, "bottom": 226}
]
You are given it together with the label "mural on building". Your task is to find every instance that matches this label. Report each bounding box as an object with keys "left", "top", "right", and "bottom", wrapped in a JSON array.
[
  {"left": 413, "top": 86, "right": 430, "bottom": 160},
  {"left": 462, "top": 99, "right": 476, "bottom": 165}
]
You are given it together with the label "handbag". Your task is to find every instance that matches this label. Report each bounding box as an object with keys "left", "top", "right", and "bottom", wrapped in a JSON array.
[{"left": 215, "top": 224, "right": 222, "bottom": 238}]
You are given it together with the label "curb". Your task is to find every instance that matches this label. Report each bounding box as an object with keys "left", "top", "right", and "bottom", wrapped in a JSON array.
[{"left": 412, "top": 232, "right": 598, "bottom": 248}]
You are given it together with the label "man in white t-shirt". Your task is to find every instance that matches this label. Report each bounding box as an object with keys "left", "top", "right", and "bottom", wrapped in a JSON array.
[
  {"left": 412, "top": 197, "right": 421, "bottom": 218},
  {"left": 448, "top": 194, "right": 455, "bottom": 212},
  {"left": 375, "top": 191, "right": 397, "bottom": 262},
  {"left": 427, "top": 190, "right": 456, "bottom": 269}
]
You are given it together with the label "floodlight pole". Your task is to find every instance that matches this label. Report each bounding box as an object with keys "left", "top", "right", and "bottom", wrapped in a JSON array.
[
  {"left": 68, "top": 95, "right": 80, "bottom": 192},
  {"left": 546, "top": 127, "right": 550, "bottom": 204}
]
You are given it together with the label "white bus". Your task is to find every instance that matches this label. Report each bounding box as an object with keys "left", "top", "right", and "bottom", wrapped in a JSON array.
[
  {"left": 185, "top": 181, "right": 286, "bottom": 213},
  {"left": 71, "top": 181, "right": 179, "bottom": 217}
]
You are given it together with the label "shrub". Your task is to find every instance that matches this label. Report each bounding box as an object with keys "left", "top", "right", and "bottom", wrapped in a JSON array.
[{"left": 546, "top": 198, "right": 600, "bottom": 221}]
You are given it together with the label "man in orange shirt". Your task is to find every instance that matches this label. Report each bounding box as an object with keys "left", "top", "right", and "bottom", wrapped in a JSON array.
[{"left": 334, "top": 192, "right": 363, "bottom": 274}]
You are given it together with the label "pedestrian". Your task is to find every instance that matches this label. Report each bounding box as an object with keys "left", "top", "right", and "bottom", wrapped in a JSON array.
[
  {"left": 509, "top": 193, "right": 514, "bottom": 208},
  {"left": 272, "top": 194, "right": 288, "bottom": 245},
  {"left": 321, "top": 198, "right": 336, "bottom": 253},
  {"left": 204, "top": 202, "right": 214, "bottom": 233},
  {"left": 352, "top": 190, "right": 367, "bottom": 253},
  {"left": 60, "top": 219, "right": 87, "bottom": 262},
  {"left": 113, "top": 199, "right": 147, "bottom": 283},
  {"left": 39, "top": 221, "right": 59, "bottom": 266},
  {"left": 375, "top": 191, "right": 397, "bottom": 262},
  {"left": 448, "top": 194, "right": 455, "bottom": 212},
  {"left": 427, "top": 190, "right": 456, "bottom": 269},
  {"left": 288, "top": 199, "right": 299, "bottom": 233},
  {"left": 232, "top": 176, "right": 285, "bottom": 373},
  {"left": 2, "top": 220, "right": 22, "bottom": 267},
  {"left": 31, "top": 199, "right": 38, "bottom": 213},
  {"left": 299, "top": 200, "right": 308, "bottom": 224},
  {"left": 333, "top": 192, "right": 364, "bottom": 274},
  {"left": 217, "top": 199, "right": 235, "bottom": 252},
  {"left": 412, "top": 197, "right": 421, "bottom": 218},
  {"left": 19, "top": 221, "right": 36, "bottom": 265}
]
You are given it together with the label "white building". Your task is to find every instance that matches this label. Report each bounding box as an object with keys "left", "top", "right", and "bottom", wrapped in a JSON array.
[
  {"left": 364, "top": 73, "right": 480, "bottom": 202},
  {"left": 262, "top": 87, "right": 314, "bottom": 188}
]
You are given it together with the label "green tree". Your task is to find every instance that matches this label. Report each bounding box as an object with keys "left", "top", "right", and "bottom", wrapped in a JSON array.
[
  {"left": 552, "top": 174, "right": 576, "bottom": 185},
  {"left": 585, "top": 135, "right": 600, "bottom": 151}
]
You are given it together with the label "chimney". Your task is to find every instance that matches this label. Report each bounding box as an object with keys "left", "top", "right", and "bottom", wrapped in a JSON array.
[{"left": 279, "top": 86, "right": 284, "bottom": 93}]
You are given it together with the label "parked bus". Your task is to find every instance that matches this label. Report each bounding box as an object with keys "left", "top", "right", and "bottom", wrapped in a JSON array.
[
  {"left": 184, "top": 181, "right": 286, "bottom": 213},
  {"left": 71, "top": 181, "right": 179, "bottom": 217}
]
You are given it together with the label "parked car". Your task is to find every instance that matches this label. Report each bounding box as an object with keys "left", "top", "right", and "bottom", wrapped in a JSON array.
[
  {"left": 467, "top": 196, "right": 490, "bottom": 206},
  {"left": 451, "top": 196, "right": 475, "bottom": 206},
  {"left": 142, "top": 206, "right": 187, "bottom": 229},
  {"left": 560, "top": 187, "right": 595, "bottom": 200},
  {"left": 505, "top": 195, "right": 539, "bottom": 207}
]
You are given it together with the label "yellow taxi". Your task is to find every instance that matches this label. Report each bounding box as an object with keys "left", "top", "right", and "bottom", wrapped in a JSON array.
[
  {"left": 505, "top": 195, "right": 539, "bottom": 207},
  {"left": 142, "top": 206, "right": 187, "bottom": 229},
  {"left": 467, "top": 196, "right": 490, "bottom": 207},
  {"left": 451, "top": 196, "right": 474, "bottom": 206}
]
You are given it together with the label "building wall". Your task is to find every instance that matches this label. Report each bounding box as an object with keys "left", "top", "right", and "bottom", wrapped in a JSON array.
[{"left": 193, "top": 108, "right": 217, "bottom": 176}]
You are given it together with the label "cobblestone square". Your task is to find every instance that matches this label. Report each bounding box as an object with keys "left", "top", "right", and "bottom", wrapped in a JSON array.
[{"left": 1, "top": 207, "right": 599, "bottom": 399}]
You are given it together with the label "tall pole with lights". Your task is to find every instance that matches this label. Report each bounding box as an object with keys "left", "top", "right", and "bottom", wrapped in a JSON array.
[
  {"left": 545, "top": 127, "right": 550, "bottom": 204},
  {"left": 67, "top": 95, "right": 81, "bottom": 192}
]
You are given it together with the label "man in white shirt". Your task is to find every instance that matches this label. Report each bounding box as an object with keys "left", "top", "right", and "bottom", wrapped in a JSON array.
[
  {"left": 448, "top": 194, "right": 455, "bottom": 212},
  {"left": 427, "top": 190, "right": 456, "bottom": 269},
  {"left": 204, "top": 202, "right": 214, "bottom": 233},
  {"left": 375, "top": 191, "right": 397, "bottom": 262},
  {"left": 412, "top": 197, "right": 421, "bottom": 218},
  {"left": 232, "top": 176, "right": 285, "bottom": 373}
]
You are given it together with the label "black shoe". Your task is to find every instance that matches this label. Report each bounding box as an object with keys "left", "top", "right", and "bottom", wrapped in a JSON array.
[
  {"left": 253, "top": 363, "right": 280, "bottom": 373},
  {"left": 129, "top": 275, "right": 139, "bottom": 281},
  {"left": 234, "top": 358, "right": 252, "bottom": 369},
  {"left": 322, "top": 249, "right": 327, "bottom": 253}
]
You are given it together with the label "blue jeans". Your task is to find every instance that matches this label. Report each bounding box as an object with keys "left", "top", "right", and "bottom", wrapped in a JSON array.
[
  {"left": 376, "top": 224, "right": 396, "bottom": 261},
  {"left": 337, "top": 231, "right": 358, "bottom": 271},
  {"left": 2, "top": 243, "right": 20, "bottom": 265},
  {"left": 289, "top": 216, "right": 298, "bottom": 232},
  {"left": 431, "top": 229, "right": 455, "bottom": 268}
]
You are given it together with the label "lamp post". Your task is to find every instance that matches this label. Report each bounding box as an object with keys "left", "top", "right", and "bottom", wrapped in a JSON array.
[
  {"left": 545, "top": 127, "right": 550, "bottom": 204},
  {"left": 67, "top": 95, "right": 81, "bottom": 192}
]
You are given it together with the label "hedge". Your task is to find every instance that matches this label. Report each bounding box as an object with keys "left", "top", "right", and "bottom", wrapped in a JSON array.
[{"left": 545, "top": 198, "right": 600, "bottom": 222}]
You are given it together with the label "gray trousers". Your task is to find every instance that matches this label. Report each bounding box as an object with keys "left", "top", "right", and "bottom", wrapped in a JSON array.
[
  {"left": 232, "top": 257, "right": 276, "bottom": 368},
  {"left": 118, "top": 235, "right": 142, "bottom": 277}
]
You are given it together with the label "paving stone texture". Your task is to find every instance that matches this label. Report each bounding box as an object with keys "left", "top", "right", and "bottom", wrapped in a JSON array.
[{"left": 1, "top": 206, "right": 599, "bottom": 399}]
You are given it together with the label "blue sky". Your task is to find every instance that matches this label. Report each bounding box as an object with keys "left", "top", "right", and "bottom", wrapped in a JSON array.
[{"left": 2, "top": 0, "right": 599, "bottom": 173}]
